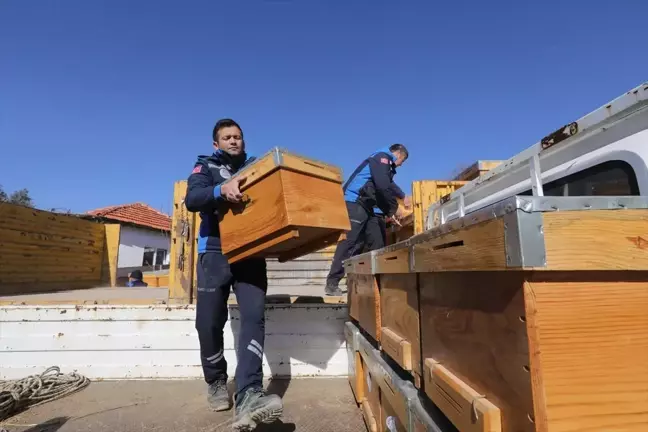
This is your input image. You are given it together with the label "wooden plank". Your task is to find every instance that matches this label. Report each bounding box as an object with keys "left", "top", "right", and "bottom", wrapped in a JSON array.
[
  {"left": 419, "top": 271, "right": 534, "bottom": 432},
  {"left": 0, "top": 264, "right": 101, "bottom": 277},
  {"left": 424, "top": 359, "right": 502, "bottom": 432},
  {"left": 168, "top": 181, "right": 195, "bottom": 304},
  {"left": 277, "top": 230, "right": 345, "bottom": 263},
  {"left": 226, "top": 229, "right": 300, "bottom": 263},
  {"left": 374, "top": 245, "right": 410, "bottom": 274},
  {"left": 411, "top": 218, "right": 506, "bottom": 272},
  {"left": 381, "top": 327, "right": 412, "bottom": 371},
  {"left": 379, "top": 273, "right": 420, "bottom": 376},
  {"left": 541, "top": 210, "right": 648, "bottom": 271},
  {"left": 0, "top": 241, "right": 102, "bottom": 256},
  {"left": 101, "top": 224, "right": 120, "bottom": 287},
  {"left": 349, "top": 351, "right": 365, "bottom": 404},
  {"left": 280, "top": 152, "right": 344, "bottom": 183},
  {"left": 0, "top": 202, "right": 105, "bottom": 238},
  {"left": 524, "top": 276, "right": 648, "bottom": 431},
  {"left": 0, "top": 214, "right": 104, "bottom": 243},
  {"left": 0, "top": 227, "right": 104, "bottom": 251},
  {"left": 219, "top": 170, "right": 289, "bottom": 255},
  {"left": 0, "top": 250, "right": 101, "bottom": 266},
  {"left": 352, "top": 273, "right": 381, "bottom": 342},
  {"left": 282, "top": 170, "right": 350, "bottom": 231}
]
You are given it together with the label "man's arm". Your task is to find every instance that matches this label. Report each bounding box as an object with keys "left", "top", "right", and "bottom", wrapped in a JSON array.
[
  {"left": 390, "top": 182, "right": 406, "bottom": 200},
  {"left": 368, "top": 153, "right": 399, "bottom": 217},
  {"left": 185, "top": 162, "right": 224, "bottom": 212}
]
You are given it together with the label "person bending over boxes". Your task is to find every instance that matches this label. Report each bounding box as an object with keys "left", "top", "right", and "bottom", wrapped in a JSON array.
[
  {"left": 324, "top": 144, "right": 409, "bottom": 296},
  {"left": 185, "top": 118, "right": 283, "bottom": 431}
]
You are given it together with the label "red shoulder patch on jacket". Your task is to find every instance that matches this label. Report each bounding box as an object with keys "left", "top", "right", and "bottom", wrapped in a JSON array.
[
  {"left": 380, "top": 157, "right": 389, "bottom": 164},
  {"left": 192, "top": 165, "right": 202, "bottom": 174}
]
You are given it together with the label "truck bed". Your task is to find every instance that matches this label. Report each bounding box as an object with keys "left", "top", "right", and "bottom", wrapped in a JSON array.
[{"left": 1, "top": 378, "right": 363, "bottom": 432}]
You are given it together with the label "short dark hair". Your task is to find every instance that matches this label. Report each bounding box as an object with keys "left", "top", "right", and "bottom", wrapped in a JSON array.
[
  {"left": 212, "top": 118, "right": 243, "bottom": 142},
  {"left": 389, "top": 143, "right": 408, "bottom": 159}
]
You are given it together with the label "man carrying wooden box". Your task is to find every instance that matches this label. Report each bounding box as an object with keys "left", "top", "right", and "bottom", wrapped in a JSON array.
[
  {"left": 185, "top": 118, "right": 283, "bottom": 431},
  {"left": 324, "top": 144, "right": 409, "bottom": 296}
]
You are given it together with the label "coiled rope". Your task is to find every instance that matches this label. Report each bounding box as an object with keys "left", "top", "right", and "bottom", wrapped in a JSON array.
[{"left": 0, "top": 366, "right": 90, "bottom": 421}]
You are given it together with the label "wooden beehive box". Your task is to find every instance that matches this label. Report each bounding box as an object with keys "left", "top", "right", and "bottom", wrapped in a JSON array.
[
  {"left": 410, "top": 195, "right": 648, "bottom": 432},
  {"left": 217, "top": 147, "right": 351, "bottom": 263},
  {"left": 373, "top": 240, "right": 422, "bottom": 387},
  {"left": 345, "top": 251, "right": 381, "bottom": 342}
]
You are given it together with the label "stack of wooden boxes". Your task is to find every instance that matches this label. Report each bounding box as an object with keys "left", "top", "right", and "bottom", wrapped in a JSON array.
[{"left": 345, "top": 195, "right": 648, "bottom": 432}]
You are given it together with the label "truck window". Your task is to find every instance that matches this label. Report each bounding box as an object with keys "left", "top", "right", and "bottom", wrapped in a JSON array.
[{"left": 521, "top": 160, "right": 640, "bottom": 197}]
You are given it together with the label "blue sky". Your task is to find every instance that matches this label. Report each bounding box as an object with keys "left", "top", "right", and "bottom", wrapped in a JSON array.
[{"left": 1, "top": 0, "right": 646, "bottom": 214}]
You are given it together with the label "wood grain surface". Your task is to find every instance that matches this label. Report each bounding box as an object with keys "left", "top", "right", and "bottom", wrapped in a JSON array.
[
  {"left": 524, "top": 277, "right": 648, "bottom": 431},
  {"left": 380, "top": 273, "right": 420, "bottom": 376},
  {"left": 424, "top": 358, "right": 502, "bottom": 432},
  {"left": 374, "top": 245, "right": 410, "bottom": 274},
  {"left": 541, "top": 210, "right": 648, "bottom": 271},
  {"left": 411, "top": 219, "right": 506, "bottom": 272},
  {"left": 419, "top": 271, "right": 534, "bottom": 432}
]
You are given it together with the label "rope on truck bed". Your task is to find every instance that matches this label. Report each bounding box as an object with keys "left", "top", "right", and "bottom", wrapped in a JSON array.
[{"left": 0, "top": 366, "right": 90, "bottom": 421}]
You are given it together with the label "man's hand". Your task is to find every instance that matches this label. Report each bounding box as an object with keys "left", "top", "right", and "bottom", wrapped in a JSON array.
[
  {"left": 221, "top": 177, "right": 244, "bottom": 203},
  {"left": 395, "top": 206, "right": 405, "bottom": 219},
  {"left": 403, "top": 196, "right": 412, "bottom": 209}
]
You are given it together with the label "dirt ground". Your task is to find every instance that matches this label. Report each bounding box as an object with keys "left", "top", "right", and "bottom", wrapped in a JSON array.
[{"left": 1, "top": 378, "right": 365, "bottom": 432}]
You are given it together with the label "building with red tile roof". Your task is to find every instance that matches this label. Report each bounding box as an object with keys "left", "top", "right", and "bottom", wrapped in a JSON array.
[
  {"left": 86, "top": 202, "right": 171, "bottom": 232},
  {"left": 83, "top": 203, "right": 172, "bottom": 279}
]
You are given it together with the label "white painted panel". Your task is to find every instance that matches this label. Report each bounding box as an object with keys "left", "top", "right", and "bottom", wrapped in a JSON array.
[{"left": 0, "top": 304, "right": 349, "bottom": 380}]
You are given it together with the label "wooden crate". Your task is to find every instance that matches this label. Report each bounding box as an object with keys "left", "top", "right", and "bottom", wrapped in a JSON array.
[
  {"left": 373, "top": 241, "right": 422, "bottom": 387},
  {"left": 452, "top": 160, "right": 503, "bottom": 182},
  {"left": 412, "top": 196, "right": 648, "bottom": 432},
  {"left": 411, "top": 180, "right": 467, "bottom": 235},
  {"left": 359, "top": 347, "right": 381, "bottom": 432},
  {"left": 218, "top": 147, "right": 351, "bottom": 263},
  {"left": 345, "top": 251, "right": 381, "bottom": 342}
]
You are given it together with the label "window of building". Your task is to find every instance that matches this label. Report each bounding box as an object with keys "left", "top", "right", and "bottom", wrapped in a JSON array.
[
  {"left": 155, "top": 249, "right": 168, "bottom": 266},
  {"left": 520, "top": 160, "right": 640, "bottom": 197},
  {"left": 142, "top": 247, "right": 155, "bottom": 267}
]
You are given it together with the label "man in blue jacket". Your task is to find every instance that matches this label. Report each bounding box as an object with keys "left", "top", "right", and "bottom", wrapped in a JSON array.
[
  {"left": 185, "top": 118, "right": 283, "bottom": 430},
  {"left": 324, "top": 144, "right": 409, "bottom": 296}
]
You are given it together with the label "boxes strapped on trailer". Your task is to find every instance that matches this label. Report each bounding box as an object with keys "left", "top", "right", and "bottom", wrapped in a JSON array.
[
  {"left": 411, "top": 195, "right": 648, "bottom": 432},
  {"left": 217, "top": 147, "right": 351, "bottom": 263},
  {"left": 345, "top": 250, "right": 382, "bottom": 342},
  {"left": 372, "top": 240, "right": 422, "bottom": 387}
]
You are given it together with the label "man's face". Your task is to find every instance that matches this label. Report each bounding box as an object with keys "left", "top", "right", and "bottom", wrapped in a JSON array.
[
  {"left": 393, "top": 150, "right": 407, "bottom": 167},
  {"left": 214, "top": 125, "right": 244, "bottom": 156}
]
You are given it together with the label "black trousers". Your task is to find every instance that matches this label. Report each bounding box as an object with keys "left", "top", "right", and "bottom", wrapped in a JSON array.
[
  {"left": 195, "top": 252, "right": 267, "bottom": 399},
  {"left": 326, "top": 202, "right": 386, "bottom": 288}
]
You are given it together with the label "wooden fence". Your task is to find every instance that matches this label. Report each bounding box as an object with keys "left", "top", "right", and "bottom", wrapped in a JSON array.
[{"left": 0, "top": 202, "right": 120, "bottom": 296}]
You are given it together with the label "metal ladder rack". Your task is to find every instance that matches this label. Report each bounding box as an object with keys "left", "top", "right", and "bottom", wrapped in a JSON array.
[{"left": 426, "top": 81, "right": 648, "bottom": 230}]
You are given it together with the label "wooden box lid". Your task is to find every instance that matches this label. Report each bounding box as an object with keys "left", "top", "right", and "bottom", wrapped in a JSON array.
[{"left": 222, "top": 147, "right": 344, "bottom": 192}]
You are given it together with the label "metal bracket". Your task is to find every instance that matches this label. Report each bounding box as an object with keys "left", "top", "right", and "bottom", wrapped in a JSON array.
[{"left": 503, "top": 210, "right": 546, "bottom": 268}]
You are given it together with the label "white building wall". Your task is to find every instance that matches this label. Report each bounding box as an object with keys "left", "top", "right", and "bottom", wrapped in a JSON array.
[{"left": 117, "top": 225, "right": 171, "bottom": 268}]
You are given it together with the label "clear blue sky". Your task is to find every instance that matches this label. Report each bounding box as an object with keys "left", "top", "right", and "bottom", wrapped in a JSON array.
[{"left": 1, "top": 1, "right": 646, "bottom": 214}]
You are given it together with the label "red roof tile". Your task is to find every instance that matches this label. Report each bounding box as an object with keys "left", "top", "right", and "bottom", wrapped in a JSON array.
[{"left": 86, "top": 202, "right": 171, "bottom": 232}]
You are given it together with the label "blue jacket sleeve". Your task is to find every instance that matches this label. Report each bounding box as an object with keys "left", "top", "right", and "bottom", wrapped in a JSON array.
[
  {"left": 368, "top": 154, "right": 399, "bottom": 216},
  {"left": 390, "top": 182, "right": 406, "bottom": 200},
  {"left": 185, "top": 161, "right": 224, "bottom": 212}
]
